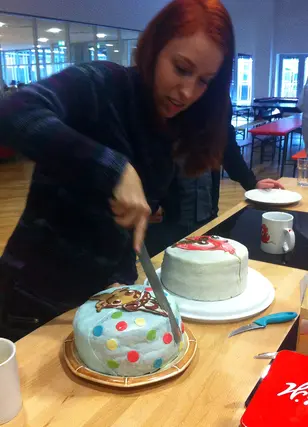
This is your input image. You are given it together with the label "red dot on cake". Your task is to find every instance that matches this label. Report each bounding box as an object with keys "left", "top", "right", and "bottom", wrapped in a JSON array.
[
  {"left": 116, "top": 321, "right": 128, "bottom": 332},
  {"left": 163, "top": 333, "right": 173, "bottom": 344},
  {"left": 145, "top": 287, "right": 153, "bottom": 292},
  {"left": 127, "top": 350, "right": 140, "bottom": 363},
  {"left": 181, "top": 322, "right": 185, "bottom": 333}
]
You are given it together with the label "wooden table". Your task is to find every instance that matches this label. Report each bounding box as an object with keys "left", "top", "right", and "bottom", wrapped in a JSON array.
[
  {"left": 9, "top": 178, "right": 308, "bottom": 427},
  {"left": 249, "top": 116, "right": 302, "bottom": 177}
]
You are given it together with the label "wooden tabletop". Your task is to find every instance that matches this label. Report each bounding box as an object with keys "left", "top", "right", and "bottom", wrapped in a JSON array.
[
  {"left": 9, "top": 178, "right": 308, "bottom": 427},
  {"left": 249, "top": 116, "right": 302, "bottom": 136}
]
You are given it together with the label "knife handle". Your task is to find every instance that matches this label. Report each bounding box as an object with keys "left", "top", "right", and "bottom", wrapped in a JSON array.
[{"left": 254, "top": 312, "right": 297, "bottom": 327}]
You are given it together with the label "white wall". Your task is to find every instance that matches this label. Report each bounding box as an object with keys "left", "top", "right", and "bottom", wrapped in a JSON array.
[
  {"left": 223, "top": 0, "right": 275, "bottom": 98},
  {"left": 274, "top": 0, "right": 308, "bottom": 54},
  {"left": 0, "top": 0, "right": 169, "bottom": 30}
]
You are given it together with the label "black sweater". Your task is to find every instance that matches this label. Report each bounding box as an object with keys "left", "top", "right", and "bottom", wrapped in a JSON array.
[{"left": 0, "top": 62, "right": 174, "bottom": 306}]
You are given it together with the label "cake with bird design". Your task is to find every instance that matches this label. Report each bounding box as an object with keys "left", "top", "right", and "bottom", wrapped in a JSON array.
[
  {"left": 73, "top": 285, "right": 184, "bottom": 377},
  {"left": 161, "top": 235, "right": 248, "bottom": 301}
]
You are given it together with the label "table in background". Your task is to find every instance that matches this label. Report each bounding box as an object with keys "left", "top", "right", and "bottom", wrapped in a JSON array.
[
  {"left": 249, "top": 116, "right": 302, "bottom": 176},
  {"left": 252, "top": 97, "right": 300, "bottom": 119},
  {"left": 9, "top": 178, "right": 307, "bottom": 427}
]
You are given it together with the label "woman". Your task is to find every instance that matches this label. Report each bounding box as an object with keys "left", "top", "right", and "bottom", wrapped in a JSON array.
[
  {"left": 145, "top": 102, "right": 284, "bottom": 257},
  {"left": 0, "top": 0, "right": 234, "bottom": 339}
]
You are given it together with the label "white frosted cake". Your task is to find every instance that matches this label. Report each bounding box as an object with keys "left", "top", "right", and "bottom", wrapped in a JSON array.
[
  {"left": 161, "top": 236, "right": 248, "bottom": 302},
  {"left": 73, "top": 285, "right": 184, "bottom": 377}
]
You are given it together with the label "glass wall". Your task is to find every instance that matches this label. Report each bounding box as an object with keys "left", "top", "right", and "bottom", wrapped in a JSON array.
[
  {"left": 0, "top": 13, "right": 140, "bottom": 89},
  {"left": 277, "top": 54, "right": 308, "bottom": 98},
  {"left": 230, "top": 54, "right": 253, "bottom": 105}
]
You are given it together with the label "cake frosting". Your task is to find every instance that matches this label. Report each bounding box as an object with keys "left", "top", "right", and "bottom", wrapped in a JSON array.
[
  {"left": 73, "top": 285, "right": 184, "bottom": 377},
  {"left": 161, "top": 235, "right": 248, "bottom": 302}
]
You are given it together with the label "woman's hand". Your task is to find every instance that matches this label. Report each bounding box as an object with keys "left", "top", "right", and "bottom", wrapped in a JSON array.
[
  {"left": 256, "top": 179, "right": 285, "bottom": 190},
  {"left": 149, "top": 206, "right": 164, "bottom": 224},
  {"left": 110, "top": 163, "right": 151, "bottom": 253}
]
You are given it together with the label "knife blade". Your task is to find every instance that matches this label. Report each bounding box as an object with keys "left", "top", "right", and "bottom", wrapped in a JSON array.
[
  {"left": 228, "top": 312, "right": 297, "bottom": 338},
  {"left": 139, "top": 243, "right": 182, "bottom": 344},
  {"left": 254, "top": 352, "right": 278, "bottom": 360}
]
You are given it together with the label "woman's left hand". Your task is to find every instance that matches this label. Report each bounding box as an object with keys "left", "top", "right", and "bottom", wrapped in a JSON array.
[{"left": 256, "top": 179, "right": 285, "bottom": 190}]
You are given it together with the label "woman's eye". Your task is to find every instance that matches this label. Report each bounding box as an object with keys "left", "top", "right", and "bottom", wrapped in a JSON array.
[
  {"left": 175, "top": 65, "right": 190, "bottom": 76},
  {"left": 199, "top": 78, "right": 209, "bottom": 86}
]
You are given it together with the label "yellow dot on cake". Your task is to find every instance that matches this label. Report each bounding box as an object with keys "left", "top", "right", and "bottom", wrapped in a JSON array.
[
  {"left": 106, "top": 339, "right": 118, "bottom": 351},
  {"left": 179, "top": 341, "right": 184, "bottom": 352},
  {"left": 135, "top": 318, "right": 146, "bottom": 327}
]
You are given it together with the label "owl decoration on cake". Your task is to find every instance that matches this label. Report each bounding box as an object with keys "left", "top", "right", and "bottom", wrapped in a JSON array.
[
  {"left": 173, "top": 235, "right": 236, "bottom": 254},
  {"left": 89, "top": 287, "right": 168, "bottom": 317},
  {"left": 73, "top": 285, "right": 184, "bottom": 377}
]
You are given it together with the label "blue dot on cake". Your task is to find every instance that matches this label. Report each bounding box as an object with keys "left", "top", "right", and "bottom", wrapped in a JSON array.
[
  {"left": 93, "top": 325, "right": 103, "bottom": 337},
  {"left": 153, "top": 358, "right": 163, "bottom": 369}
]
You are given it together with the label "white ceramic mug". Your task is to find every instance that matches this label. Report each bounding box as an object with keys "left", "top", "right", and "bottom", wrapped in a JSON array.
[
  {"left": 261, "top": 212, "right": 295, "bottom": 255},
  {"left": 0, "top": 338, "right": 22, "bottom": 424}
]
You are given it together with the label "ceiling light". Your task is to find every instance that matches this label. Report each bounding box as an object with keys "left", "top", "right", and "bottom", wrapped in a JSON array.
[
  {"left": 46, "top": 28, "right": 62, "bottom": 34},
  {"left": 0, "top": 22, "right": 6, "bottom": 28},
  {"left": 106, "top": 44, "right": 113, "bottom": 47},
  {"left": 38, "top": 38, "right": 49, "bottom": 43},
  {"left": 97, "top": 33, "right": 106, "bottom": 38},
  {"left": 114, "top": 50, "right": 119, "bottom": 53}
]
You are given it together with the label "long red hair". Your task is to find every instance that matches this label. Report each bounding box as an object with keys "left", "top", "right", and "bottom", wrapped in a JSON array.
[{"left": 135, "top": 0, "right": 235, "bottom": 176}]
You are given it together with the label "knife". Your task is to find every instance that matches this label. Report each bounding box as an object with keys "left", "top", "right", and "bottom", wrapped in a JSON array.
[
  {"left": 254, "top": 352, "right": 278, "bottom": 360},
  {"left": 139, "top": 243, "right": 182, "bottom": 344},
  {"left": 228, "top": 312, "right": 297, "bottom": 338}
]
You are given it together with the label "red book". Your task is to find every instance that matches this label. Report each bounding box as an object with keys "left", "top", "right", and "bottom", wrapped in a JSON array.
[{"left": 241, "top": 351, "right": 308, "bottom": 426}]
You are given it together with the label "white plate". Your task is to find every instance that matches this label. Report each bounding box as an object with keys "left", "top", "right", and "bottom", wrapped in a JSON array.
[
  {"left": 245, "top": 189, "right": 302, "bottom": 206},
  {"left": 144, "top": 268, "right": 275, "bottom": 323}
]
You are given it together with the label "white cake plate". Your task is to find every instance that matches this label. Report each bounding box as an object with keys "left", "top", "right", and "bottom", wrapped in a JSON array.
[
  {"left": 144, "top": 267, "right": 275, "bottom": 323},
  {"left": 244, "top": 189, "right": 302, "bottom": 206}
]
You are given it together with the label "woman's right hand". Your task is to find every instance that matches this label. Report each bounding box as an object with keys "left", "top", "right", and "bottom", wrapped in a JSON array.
[{"left": 110, "top": 163, "right": 151, "bottom": 253}]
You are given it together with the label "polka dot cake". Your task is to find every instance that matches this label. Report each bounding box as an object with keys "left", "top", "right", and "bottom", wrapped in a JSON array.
[{"left": 73, "top": 285, "right": 184, "bottom": 377}]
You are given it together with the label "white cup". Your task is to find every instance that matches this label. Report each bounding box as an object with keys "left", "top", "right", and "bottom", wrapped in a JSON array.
[
  {"left": 261, "top": 212, "right": 295, "bottom": 255},
  {"left": 0, "top": 338, "right": 22, "bottom": 425}
]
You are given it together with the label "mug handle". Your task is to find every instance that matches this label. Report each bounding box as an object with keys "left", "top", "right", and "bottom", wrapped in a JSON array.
[{"left": 283, "top": 228, "right": 295, "bottom": 253}]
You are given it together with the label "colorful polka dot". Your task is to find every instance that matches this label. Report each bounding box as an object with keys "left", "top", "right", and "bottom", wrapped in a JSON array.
[
  {"left": 163, "top": 333, "right": 173, "bottom": 344},
  {"left": 107, "top": 360, "right": 119, "bottom": 369},
  {"left": 145, "top": 287, "right": 153, "bottom": 292},
  {"left": 179, "top": 341, "right": 184, "bottom": 352},
  {"left": 153, "top": 358, "right": 163, "bottom": 370},
  {"left": 181, "top": 322, "right": 185, "bottom": 333},
  {"left": 93, "top": 325, "right": 103, "bottom": 337},
  {"left": 135, "top": 318, "right": 146, "bottom": 327},
  {"left": 111, "top": 311, "right": 123, "bottom": 319},
  {"left": 116, "top": 321, "right": 128, "bottom": 332},
  {"left": 106, "top": 339, "right": 118, "bottom": 351},
  {"left": 147, "top": 330, "right": 157, "bottom": 341},
  {"left": 127, "top": 351, "right": 140, "bottom": 363},
  {"left": 164, "top": 291, "right": 169, "bottom": 296}
]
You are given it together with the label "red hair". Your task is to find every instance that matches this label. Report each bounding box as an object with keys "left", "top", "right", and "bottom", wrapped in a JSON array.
[{"left": 135, "top": 0, "right": 235, "bottom": 176}]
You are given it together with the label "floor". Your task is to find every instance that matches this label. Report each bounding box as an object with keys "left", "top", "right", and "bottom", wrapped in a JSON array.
[{"left": 0, "top": 133, "right": 303, "bottom": 254}]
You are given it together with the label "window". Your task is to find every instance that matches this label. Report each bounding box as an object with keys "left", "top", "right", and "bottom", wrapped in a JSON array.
[
  {"left": 230, "top": 54, "right": 253, "bottom": 105},
  {"left": 237, "top": 54, "right": 253, "bottom": 105},
  {"left": 277, "top": 54, "right": 308, "bottom": 97},
  {"left": 0, "top": 12, "right": 140, "bottom": 89}
]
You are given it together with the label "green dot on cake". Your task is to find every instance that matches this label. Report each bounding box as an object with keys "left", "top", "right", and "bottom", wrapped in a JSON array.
[
  {"left": 147, "top": 330, "right": 157, "bottom": 341},
  {"left": 111, "top": 311, "right": 123, "bottom": 319},
  {"left": 107, "top": 360, "right": 120, "bottom": 369}
]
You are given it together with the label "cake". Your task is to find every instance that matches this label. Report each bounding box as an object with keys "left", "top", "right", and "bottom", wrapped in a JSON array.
[
  {"left": 73, "top": 285, "right": 184, "bottom": 377},
  {"left": 161, "top": 235, "right": 248, "bottom": 302}
]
